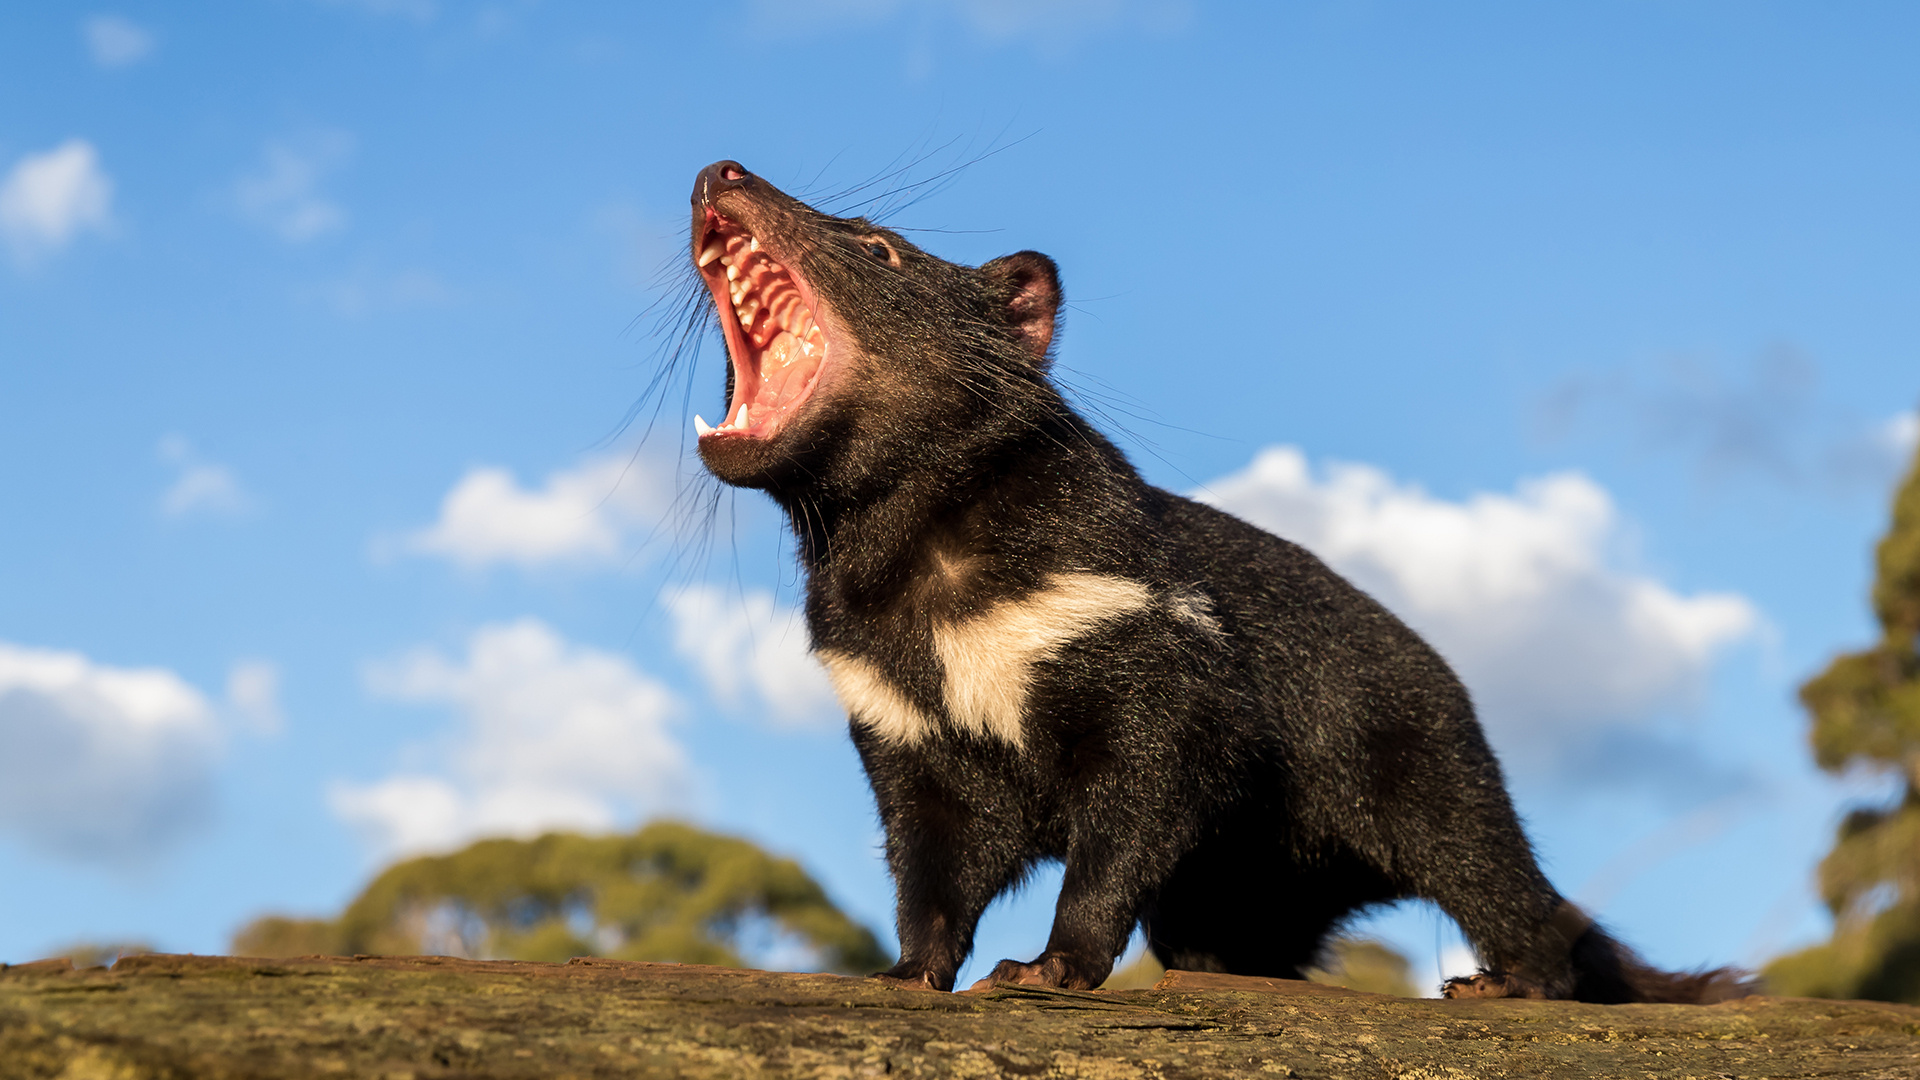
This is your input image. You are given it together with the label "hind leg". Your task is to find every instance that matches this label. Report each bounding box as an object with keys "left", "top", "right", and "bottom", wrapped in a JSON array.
[
  {"left": 1143, "top": 829, "right": 1397, "bottom": 979},
  {"left": 1383, "top": 778, "right": 1590, "bottom": 998}
]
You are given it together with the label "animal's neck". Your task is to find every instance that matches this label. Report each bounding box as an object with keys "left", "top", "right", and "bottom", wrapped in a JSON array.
[{"left": 785, "top": 410, "right": 1133, "bottom": 615}]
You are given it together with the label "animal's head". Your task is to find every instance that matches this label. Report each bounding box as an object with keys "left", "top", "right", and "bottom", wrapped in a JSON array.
[{"left": 688, "top": 160, "right": 1064, "bottom": 501}]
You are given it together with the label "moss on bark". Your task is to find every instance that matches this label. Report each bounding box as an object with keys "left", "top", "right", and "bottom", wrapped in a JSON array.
[{"left": 4, "top": 953, "right": 1916, "bottom": 1079}]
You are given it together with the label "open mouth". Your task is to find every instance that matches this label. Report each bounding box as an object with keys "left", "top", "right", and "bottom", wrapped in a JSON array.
[{"left": 693, "top": 213, "right": 830, "bottom": 441}]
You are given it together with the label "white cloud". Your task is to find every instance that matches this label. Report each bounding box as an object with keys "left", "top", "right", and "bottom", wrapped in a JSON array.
[
  {"left": 157, "top": 435, "right": 248, "bottom": 519},
  {"left": 666, "top": 586, "right": 837, "bottom": 727},
  {"left": 304, "top": 267, "right": 455, "bottom": 317},
  {"left": 0, "top": 140, "right": 113, "bottom": 266},
  {"left": 332, "top": 619, "right": 686, "bottom": 859},
  {"left": 1882, "top": 410, "right": 1919, "bottom": 461},
  {"left": 234, "top": 133, "right": 351, "bottom": 243},
  {"left": 751, "top": 0, "right": 1188, "bottom": 41},
  {"left": 84, "top": 15, "right": 155, "bottom": 68},
  {"left": 317, "top": 0, "right": 437, "bottom": 20},
  {"left": 162, "top": 465, "right": 245, "bottom": 517},
  {"left": 1538, "top": 352, "right": 1918, "bottom": 495},
  {"left": 1200, "top": 447, "right": 1759, "bottom": 767},
  {"left": 225, "top": 660, "right": 284, "bottom": 736},
  {"left": 403, "top": 453, "right": 674, "bottom": 570},
  {"left": 0, "top": 642, "right": 221, "bottom": 861}
]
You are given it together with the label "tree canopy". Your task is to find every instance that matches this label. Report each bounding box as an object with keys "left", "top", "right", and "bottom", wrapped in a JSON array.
[
  {"left": 233, "top": 821, "right": 891, "bottom": 976},
  {"left": 1766, "top": 433, "right": 1920, "bottom": 1002},
  {"left": 1102, "top": 937, "right": 1417, "bottom": 996}
]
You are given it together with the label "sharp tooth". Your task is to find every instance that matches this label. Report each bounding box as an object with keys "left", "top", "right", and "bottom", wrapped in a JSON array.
[
  {"left": 726, "top": 265, "right": 739, "bottom": 281},
  {"left": 749, "top": 237, "right": 760, "bottom": 252},
  {"left": 736, "top": 404, "right": 751, "bottom": 429},
  {"left": 694, "top": 414, "right": 714, "bottom": 436},
  {"left": 698, "top": 242, "right": 724, "bottom": 267}
]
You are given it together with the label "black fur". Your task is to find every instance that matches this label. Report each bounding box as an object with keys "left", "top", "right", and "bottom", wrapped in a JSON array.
[{"left": 682, "top": 161, "right": 1746, "bottom": 1001}]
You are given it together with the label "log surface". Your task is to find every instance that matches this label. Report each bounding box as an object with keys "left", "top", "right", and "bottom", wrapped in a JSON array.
[{"left": 3, "top": 953, "right": 1915, "bottom": 1078}]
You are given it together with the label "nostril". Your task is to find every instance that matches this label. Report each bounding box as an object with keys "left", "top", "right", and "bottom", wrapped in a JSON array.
[{"left": 693, "top": 161, "right": 753, "bottom": 208}]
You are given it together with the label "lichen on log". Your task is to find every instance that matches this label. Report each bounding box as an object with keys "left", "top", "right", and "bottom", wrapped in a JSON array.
[{"left": 3, "top": 954, "right": 1916, "bottom": 1079}]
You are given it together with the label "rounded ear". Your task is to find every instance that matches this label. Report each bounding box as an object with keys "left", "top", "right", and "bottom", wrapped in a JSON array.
[{"left": 981, "top": 251, "right": 1061, "bottom": 365}]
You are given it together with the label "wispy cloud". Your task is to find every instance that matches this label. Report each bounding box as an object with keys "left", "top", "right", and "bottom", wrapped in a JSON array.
[
  {"left": 0, "top": 140, "right": 113, "bottom": 267},
  {"left": 234, "top": 132, "right": 352, "bottom": 243},
  {"left": 315, "top": 0, "right": 437, "bottom": 21},
  {"left": 83, "top": 15, "right": 156, "bottom": 68},
  {"left": 1882, "top": 410, "right": 1919, "bottom": 462},
  {"left": 750, "top": 0, "right": 1190, "bottom": 44},
  {"left": 1201, "top": 446, "right": 1759, "bottom": 786},
  {"left": 399, "top": 453, "right": 675, "bottom": 571},
  {"left": 1537, "top": 349, "right": 1919, "bottom": 494},
  {"left": 331, "top": 620, "right": 687, "bottom": 859},
  {"left": 225, "top": 660, "right": 285, "bottom": 736},
  {"left": 157, "top": 435, "right": 249, "bottom": 520},
  {"left": 0, "top": 641, "right": 222, "bottom": 863},
  {"left": 301, "top": 267, "right": 455, "bottom": 317},
  {"left": 666, "top": 586, "right": 838, "bottom": 727}
]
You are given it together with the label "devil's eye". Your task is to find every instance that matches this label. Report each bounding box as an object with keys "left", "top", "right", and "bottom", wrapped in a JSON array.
[{"left": 865, "top": 242, "right": 890, "bottom": 259}]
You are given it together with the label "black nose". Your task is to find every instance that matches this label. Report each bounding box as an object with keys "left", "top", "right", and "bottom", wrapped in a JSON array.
[{"left": 693, "top": 161, "right": 752, "bottom": 208}]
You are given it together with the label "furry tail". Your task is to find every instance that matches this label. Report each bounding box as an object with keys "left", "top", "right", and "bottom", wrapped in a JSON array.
[
  {"left": 1444, "top": 904, "right": 1754, "bottom": 1003},
  {"left": 1569, "top": 925, "right": 1754, "bottom": 1004}
]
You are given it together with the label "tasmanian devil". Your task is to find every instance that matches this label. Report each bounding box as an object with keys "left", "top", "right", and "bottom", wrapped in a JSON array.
[{"left": 682, "top": 159, "right": 1744, "bottom": 1002}]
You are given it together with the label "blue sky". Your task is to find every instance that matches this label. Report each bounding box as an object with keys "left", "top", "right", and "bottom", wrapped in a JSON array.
[{"left": 3, "top": 1, "right": 1917, "bottom": 992}]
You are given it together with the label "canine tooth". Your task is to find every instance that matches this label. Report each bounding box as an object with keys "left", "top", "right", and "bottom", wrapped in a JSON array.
[
  {"left": 749, "top": 237, "right": 760, "bottom": 252},
  {"left": 736, "top": 404, "right": 751, "bottom": 429},
  {"left": 694, "top": 414, "right": 714, "bottom": 436},
  {"left": 699, "top": 243, "right": 725, "bottom": 267}
]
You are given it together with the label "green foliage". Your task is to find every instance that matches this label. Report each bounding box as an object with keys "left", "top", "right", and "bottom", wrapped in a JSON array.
[
  {"left": 1767, "top": 434, "right": 1920, "bottom": 1002},
  {"left": 232, "top": 822, "right": 891, "bottom": 976},
  {"left": 1100, "top": 936, "right": 1417, "bottom": 996},
  {"left": 38, "top": 942, "right": 154, "bottom": 969},
  {"left": 1306, "top": 938, "right": 1419, "bottom": 997},
  {"left": 230, "top": 918, "right": 340, "bottom": 959},
  {"left": 1099, "top": 949, "right": 1167, "bottom": 990}
]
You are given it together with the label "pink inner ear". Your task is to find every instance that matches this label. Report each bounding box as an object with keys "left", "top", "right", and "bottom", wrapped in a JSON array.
[{"left": 1010, "top": 274, "right": 1056, "bottom": 357}]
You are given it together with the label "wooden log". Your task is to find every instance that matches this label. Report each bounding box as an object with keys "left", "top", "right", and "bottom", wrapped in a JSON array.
[{"left": 3, "top": 953, "right": 1915, "bottom": 1078}]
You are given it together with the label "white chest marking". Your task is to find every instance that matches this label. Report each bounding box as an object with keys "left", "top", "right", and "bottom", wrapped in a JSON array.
[
  {"left": 818, "top": 651, "right": 936, "bottom": 746},
  {"left": 821, "top": 573, "right": 1152, "bottom": 749}
]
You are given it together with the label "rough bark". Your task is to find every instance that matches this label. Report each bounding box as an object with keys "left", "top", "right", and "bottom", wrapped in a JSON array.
[{"left": 3, "top": 954, "right": 1915, "bottom": 1079}]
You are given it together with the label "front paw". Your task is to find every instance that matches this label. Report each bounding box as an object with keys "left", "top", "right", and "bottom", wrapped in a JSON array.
[
  {"left": 966, "top": 952, "right": 1102, "bottom": 991},
  {"left": 871, "top": 966, "right": 949, "bottom": 992},
  {"left": 1442, "top": 970, "right": 1548, "bottom": 999}
]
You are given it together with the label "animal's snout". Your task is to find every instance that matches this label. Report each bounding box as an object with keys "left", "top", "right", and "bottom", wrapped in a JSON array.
[{"left": 693, "top": 160, "right": 753, "bottom": 208}]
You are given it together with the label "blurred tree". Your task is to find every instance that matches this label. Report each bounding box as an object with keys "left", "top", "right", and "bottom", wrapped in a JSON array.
[
  {"left": 1306, "top": 938, "right": 1418, "bottom": 997},
  {"left": 231, "top": 918, "right": 340, "bottom": 958},
  {"left": 1102, "top": 936, "right": 1416, "bottom": 997},
  {"left": 1766, "top": 433, "right": 1920, "bottom": 1002},
  {"left": 36, "top": 942, "right": 155, "bottom": 969},
  {"left": 232, "top": 822, "right": 890, "bottom": 976}
]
